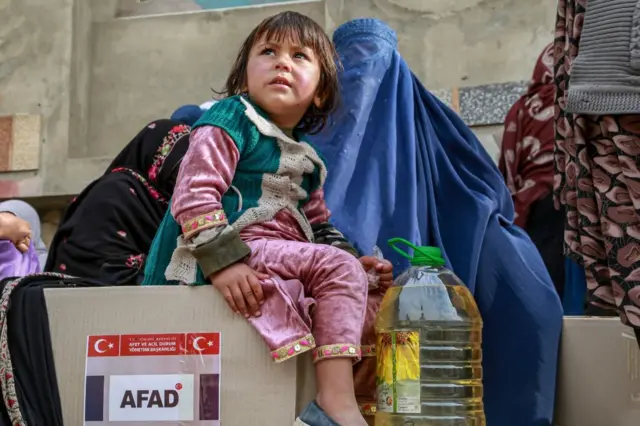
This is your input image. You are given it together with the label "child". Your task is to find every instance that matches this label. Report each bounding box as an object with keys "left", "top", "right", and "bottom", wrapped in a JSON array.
[{"left": 144, "top": 11, "right": 392, "bottom": 425}]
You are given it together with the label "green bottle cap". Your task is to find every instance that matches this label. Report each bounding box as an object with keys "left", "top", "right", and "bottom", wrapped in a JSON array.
[{"left": 387, "top": 238, "right": 446, "bottom": 267}]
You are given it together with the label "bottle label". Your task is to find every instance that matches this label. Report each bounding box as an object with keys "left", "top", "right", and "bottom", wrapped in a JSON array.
[{"left": 376, "top": 331, "right": 421, "bottom": 414}]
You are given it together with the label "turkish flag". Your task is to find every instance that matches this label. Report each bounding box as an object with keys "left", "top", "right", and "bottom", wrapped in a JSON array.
[
  {"left": 186, "top": 333, "right": 220, "bottom": 355},
  {"left": 87, "top": 335, "right": 120, "bottom": 357}
]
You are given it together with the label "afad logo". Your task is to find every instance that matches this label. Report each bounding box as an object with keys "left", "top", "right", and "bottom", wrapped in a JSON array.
[
  {"left": 109, "top": 374, "right": 195, "bottom": 421},
  {"left": 119, "top": 382, "right": 182, "bottom": 409}
]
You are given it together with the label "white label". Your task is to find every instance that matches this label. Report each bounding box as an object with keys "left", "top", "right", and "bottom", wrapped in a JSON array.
[
  {"left": 108, "top": 374, "right": 194, "bottom": 421},
  {"left": 396, "top": 395, "right": 421, "bottom": 414},
  {"left": 395, "top": 380, "right": 421, "bottom": 414},
  {"left": 377, "top": 382, "right": 393, "bottom": 413}
]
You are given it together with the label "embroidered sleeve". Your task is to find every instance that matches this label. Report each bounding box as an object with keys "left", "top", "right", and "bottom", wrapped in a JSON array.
[
  {"left": 304, "top": 188, "right": 359, "bottom": 257},
  {"left": 171, "top": 125, "right": 250, "bottom": 276},
  {"left": 172, "top": 126, "right": 239, "bottom": 237}
]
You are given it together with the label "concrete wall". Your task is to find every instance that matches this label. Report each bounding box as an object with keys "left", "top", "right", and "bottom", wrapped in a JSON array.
[
  {"left": 86, "top": 1, "right": 326, "bottom": 159},
  {"left": 0, "top": 0, "right": 556, "bottom": 211},
  {"left": 116, "top": 0, "right": 307, "bottom": 17}
]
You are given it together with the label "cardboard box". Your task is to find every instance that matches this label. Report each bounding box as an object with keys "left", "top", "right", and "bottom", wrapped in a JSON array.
[
  {"left": 45, "top": 286, "right": 315, "bottom": 425},
  {"left": 555, "top": 317, "right": 640, "bottom": 426},
  {"left": 48, "top": 288, "right": 640, "bottom": 425}
]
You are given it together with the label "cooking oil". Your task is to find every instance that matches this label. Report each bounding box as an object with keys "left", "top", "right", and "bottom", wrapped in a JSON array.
[{"left": 375, "top": 239, "right": 485, "bottom": 426}]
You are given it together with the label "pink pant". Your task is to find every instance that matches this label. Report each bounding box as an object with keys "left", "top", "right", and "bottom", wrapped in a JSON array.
[{"left": 244, "top": 239, "right": 369, "bottom": 363}]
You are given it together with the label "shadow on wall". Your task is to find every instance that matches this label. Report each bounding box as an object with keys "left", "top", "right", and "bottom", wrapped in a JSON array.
[
  {"left": 117, "top": 0, "right": 306, "bottom": 18},
  {"left": 194, "top": 0, "right": 302, "bottom": 7}
]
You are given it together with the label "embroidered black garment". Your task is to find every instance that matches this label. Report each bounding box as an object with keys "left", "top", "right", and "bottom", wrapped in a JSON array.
[
  {"left": 0, "top": 274, "right": 106, "bottom": 425},
  {"left": 45, "top": 120, "right": 190, "bottom": 285}
]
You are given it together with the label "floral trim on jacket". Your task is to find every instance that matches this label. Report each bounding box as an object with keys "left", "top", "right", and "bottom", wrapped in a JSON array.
[{"left": 148, "top": 124, "right": 191, "bottom": 183}]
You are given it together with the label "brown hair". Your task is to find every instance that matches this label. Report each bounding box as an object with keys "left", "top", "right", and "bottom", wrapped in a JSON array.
[{"left": 219, "top": 11, "right": 340, "bottom": 134}]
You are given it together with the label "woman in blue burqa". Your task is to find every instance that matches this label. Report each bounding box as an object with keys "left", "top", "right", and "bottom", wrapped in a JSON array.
[{"left": 309, "top": 19, "right": 563, "bottom": 426}]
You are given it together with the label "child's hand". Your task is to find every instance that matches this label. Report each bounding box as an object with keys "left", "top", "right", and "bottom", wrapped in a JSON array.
[
  {"left": 209, "top": 263, "right": 269, "bottom": 318},
  {"left": 359, "top": 256, "right": 394, "bottom": 290},
  {"left": 0, "top": 212, "right": 31, "bottom": 253}
]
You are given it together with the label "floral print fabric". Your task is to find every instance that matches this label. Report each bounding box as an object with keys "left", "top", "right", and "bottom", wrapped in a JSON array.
[
  {"left": 499, "top": 43, "right": 556, "bottom": 228},
  {"left": 554, "top": 0, "right": 640, "bottom": 327}
]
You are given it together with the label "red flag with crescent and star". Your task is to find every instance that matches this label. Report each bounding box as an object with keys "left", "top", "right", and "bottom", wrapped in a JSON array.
[
  {"left": 186, "top": 333, "right": 220, "bottom": 355},
  {"left": 87, "top": 335, "right": 120, "bottom": 357}
]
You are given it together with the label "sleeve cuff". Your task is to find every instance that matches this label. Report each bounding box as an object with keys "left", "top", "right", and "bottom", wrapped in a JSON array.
[
  {"left": 181, "top": 210, "right": 228, "bottom": 240},
  {"left": 193, "top": 227, "right": 251, "bottom": 277}
]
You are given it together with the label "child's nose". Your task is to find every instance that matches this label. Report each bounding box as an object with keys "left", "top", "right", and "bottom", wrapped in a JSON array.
[{"left": 275, "top": 56, "right": 292, "bottom": 72}]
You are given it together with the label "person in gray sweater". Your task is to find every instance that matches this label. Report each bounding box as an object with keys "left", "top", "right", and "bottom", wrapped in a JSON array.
[{"left": 566, "top": 0, "right": 640, "bottom": 114}]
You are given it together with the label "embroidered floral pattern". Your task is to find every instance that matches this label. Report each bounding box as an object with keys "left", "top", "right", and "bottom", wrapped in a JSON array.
[
  {"left": 0, "top": 278, "right": 23, "bottom": 425},
  {"left": 0, "top": 273, "right": 71, "bottom": 425},
  {"left": 148, "top": 124, "right": 191, "bottom": 183},
  {"left": 312, "top": 343, "right": 361, "bottom": 363},
  {"left": 271, "top": 334, "right": 315, "bottom": 362},
  {"left": 111, "top": 167, "right": 168, "bottom": 206},
  {"left": 361, "top": 345, "right": 375, "bottom": 357},
  {"left": 181, "top": 210, "right": 228, "bottom": 238},
  {"left": 125, "top": 254, "right": 145, "bottom": 270},
  {"left": 358, "top": 402, "right": 377, "bottom": 416}
]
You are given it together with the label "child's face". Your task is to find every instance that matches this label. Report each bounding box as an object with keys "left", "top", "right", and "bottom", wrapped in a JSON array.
[{"left": 245, "top": 35, "right": 321, "bottom": 130}]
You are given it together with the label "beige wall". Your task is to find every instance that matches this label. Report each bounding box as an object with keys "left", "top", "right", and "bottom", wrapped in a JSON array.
[
  {"left": 0, "top": 0, "right": 556, "bottom": 204},
  {"left": 85, "top": 1, "right": 326, "bottom": 159}
]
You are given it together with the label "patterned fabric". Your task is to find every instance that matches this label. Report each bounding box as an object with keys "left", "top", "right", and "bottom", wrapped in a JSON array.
[
  {"left": 181, "top": 210, "right": 228, "bottom": 239},
  {"left": 111, "top": 167, "right": 167, "bottom": 205},
  {"left": 554, "top": 0, "right": 640, "bottom": 328},
  {"left": 0, "top": 276, "right": 24, "bottom": 425},
  {"left": 270, "top": 334, "right": 315, "bottom": 362},
  {"left": 0, "top": 272, "right": 86, "bottom": 425},
  {"left": 312, "top": 343, "right": 360, "bottom": 362},
  {"left": 44, "top": 120, "right": 191, "bottom": 285},
  {"left": 499, "top": 43, "right": 555, "bottom": 228},
  {"left": 106, "top": 122, "right": 191, "bottom": 197},
  {"left": 358, "top": 402, "right": 376, "bottom": 416},
  {"left": 148, "top": 123, "right": 191, "bottom": 183}
]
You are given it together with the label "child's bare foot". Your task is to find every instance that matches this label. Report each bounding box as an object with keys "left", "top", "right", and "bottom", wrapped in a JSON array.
[
  {"left": 314, "top": 358, "right": 366, "bottom": 425},
  {"left": 317, "top": 393, "right": 368, "bottom": 426}
]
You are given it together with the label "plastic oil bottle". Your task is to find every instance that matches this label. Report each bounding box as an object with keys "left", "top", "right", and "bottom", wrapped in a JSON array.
[{"left": 375, "top": 238, "right": 485, "bottom": 425}]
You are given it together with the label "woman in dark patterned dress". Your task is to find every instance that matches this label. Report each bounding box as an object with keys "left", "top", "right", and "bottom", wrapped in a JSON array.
[
  {"left": 554, "top": 0, "right": 640, "bottom": 345},
  {"left": 499, "top": 43, "right": 568, "bottom": 298},
  {"left": 44, "top": 120, "right": 191, "bottom": 285}
]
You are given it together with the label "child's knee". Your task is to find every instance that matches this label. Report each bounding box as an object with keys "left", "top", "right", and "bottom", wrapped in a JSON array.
[
  {"left": 324, "top": 244, "right": 361, "bottom": 266},
  {"left": 322, "top": 246, "right": 368, "bottom": 288}
]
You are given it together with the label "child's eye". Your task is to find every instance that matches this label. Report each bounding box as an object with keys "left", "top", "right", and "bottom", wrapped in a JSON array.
[
  {"left": 294, "top": 52, "right": 309, "bottom": 60},
  {"left": 260, "top": 48, "right": 275, "bottom": 56}
]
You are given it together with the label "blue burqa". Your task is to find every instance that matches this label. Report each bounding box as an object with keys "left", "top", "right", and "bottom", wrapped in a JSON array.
[{"left": 309, "top": 19, "right": 563, "bottom": 425}]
